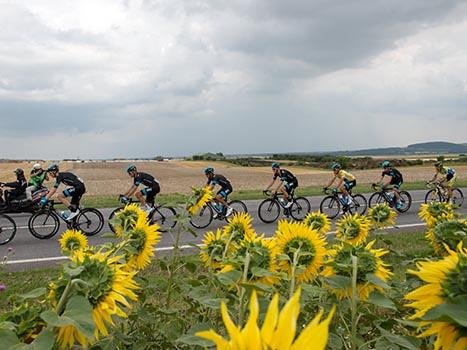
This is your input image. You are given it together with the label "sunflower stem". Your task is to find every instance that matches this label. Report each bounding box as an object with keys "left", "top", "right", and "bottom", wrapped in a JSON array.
[
  {"left": 238, "top": 252, "right": 251, "bottom": 325},
  {"left": 350, "top": 254, "right": 359, "bottom": 350},
  {"left": 289, "top": 249, "right": 300, "bottom": 299},
  {"left": 55, "top": 278, "right": 88, "bottom": 315},
  {"left": 222, "top": 230, "right": 236, "bottom": 259}
]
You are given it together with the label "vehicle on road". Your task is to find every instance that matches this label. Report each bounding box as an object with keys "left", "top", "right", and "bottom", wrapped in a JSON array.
[
  {"left": 368, "top": 184, "right": 412, "bottom": 213},
  {"left": 258, "top": 190, "right": 310, "bottom": 223},
  {"left": 0, "top": 213, "right": 17, "bottom": 245},
  {"left": 424, "top": 182, "right": 464, "bottom": 208},
  {"left": 28, "top": 200, "right": 104, "bottom": 239},
  {"left": 0, "top": 182, "right": 48, "bottom": 214},
  {"left": 108, "top": 196, "right": 177, "bottom": 233},
  {"left": 319, "top": 188, "right": 367, "bottom": 219},
  {"left": 190, "top": 199, "right": 248, "bottom": 229}
]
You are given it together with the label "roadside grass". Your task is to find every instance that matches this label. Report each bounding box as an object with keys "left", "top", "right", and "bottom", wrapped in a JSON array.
[
  {"left": 0, "top": 231, "right": 431, "bottom": 313},
  {"left": 80, "top": 179, "right": 467, "bottom": 208}
]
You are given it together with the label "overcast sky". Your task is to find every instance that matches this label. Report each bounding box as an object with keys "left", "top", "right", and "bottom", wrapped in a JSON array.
[{"left": 1, "top": 0, "right": 467, "bottom": 159}]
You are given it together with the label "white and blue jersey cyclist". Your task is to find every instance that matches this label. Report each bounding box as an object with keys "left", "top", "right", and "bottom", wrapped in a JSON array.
[{"left": 123, "top": 165, "right": 160, "bottom": 214}]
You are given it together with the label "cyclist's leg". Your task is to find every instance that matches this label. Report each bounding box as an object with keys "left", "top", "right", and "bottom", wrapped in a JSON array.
[
  {"left": 136, "top": 188, "right": 147, "bottom": 206},
  {"left": 446, "top": 174, "right": 456, "bottom": 201},
  {"left": 67, "top": 186, "right": 85, "bottom": 220},
  {"left": 281, "top": 182, "right": 290, "bottom": 201},
  {"left": 58, "top": 188, "right": 72, "bottom": 208}
]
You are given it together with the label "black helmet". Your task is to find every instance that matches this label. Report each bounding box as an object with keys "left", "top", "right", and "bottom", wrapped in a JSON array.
[
  {"left": 14, "top": 168, "right": 24, "bottom": 176},
  {"left": 204, "top": 167, "right": 214, "bottom": 174},
  {"left": 47, "top": 164, "right": 59, "bottom": 173},
  {"left": 126, "top": 164, "right": 137, "bottom": 173}
]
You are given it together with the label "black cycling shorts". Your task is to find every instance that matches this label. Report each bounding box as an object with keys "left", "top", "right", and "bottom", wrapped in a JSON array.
[
  {"left": 344, "top": 180, "right": 356, "bottom": 192},
  {"left": 141, "top": 183, "right": 161, "bottom": 204},
  {"left": 63, "top": 184, "right": 86, "bottom": 207},
  {"left": 217, "top": 186, "right": 233, "bottom": 199}
]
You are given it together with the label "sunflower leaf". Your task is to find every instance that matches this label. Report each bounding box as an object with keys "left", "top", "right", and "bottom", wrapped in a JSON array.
[
  {"left": 324, "top": 275, "right": 352, "bottom": 289},
  {"left": 421, "top": 302, "right": 467, "bottom": 327},
  {"left": 18, "top": 288, "right": 46, "bottom": 300},
  {"left": 62, "top": 295, "right": 95, "bottom": 339},
  {"left": 0, "top": 329, "right": 19, "bottom": 348},
  {"left": 366, "top": 274, "right": 390, "bottom": 289},
  {"left": 63, "top": 265, "right": 85, "bottom": 277},
  {"left": 40, "top": 310, "right": 74, "bottom": 327},
  {"left": 377, "top": 326, "right": 420, "bottom": 349},
  {"left": 366, "top": 292, "right": 397, "bottom": 311},
  {"left": 216, "top": 270, "right": 242, "bottom": 285}
]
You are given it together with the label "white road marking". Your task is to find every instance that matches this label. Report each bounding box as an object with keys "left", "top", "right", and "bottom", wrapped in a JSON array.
[{"left": 5, "top": 222, "right": 427, "bottom": 265}]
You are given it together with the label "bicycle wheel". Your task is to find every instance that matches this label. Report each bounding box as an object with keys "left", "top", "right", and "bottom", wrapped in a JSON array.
[
  {"left": 452, "top": 188, "right": 464, "bottom": 208},
  {"left": 150, "top": 206, "right": 177, "bottom": 232},
  {"left": 228, "top": 200, "right": 248, "bottom": 214},
  {"left": 75, "top": 208, "right": 104, "bottom": 236},
  {"left": 368, "top": 192, "right": 386, "bottom": 208},
  {"left": 319, "top": 196, "right": 340, "bottom": 219},
  {"left": 28, "top": 210, "right": 60, "bottom": 239},
  {"left": 0, "top": 214, "right": 16, "bottom": 245},
  {"left": 190, "top": 205, "right": 213, "bottom": 229},
  {"left": 424, "top": 189, "right": 441, "bottom": 204},
  {"left": 397, "top": 191, "right": 412, "bottom": 213},
  {"left": 349, "top": 194, "right": 367, "bottom": 215},
  {"left": 290, "top": 197, "right": 311, "bottom": 221},
  {"left": 258, "top": 199, "right": 281, "bottom": 223},
  {"left": 107, "top": 208, "right": 123, "bottom": 233}
]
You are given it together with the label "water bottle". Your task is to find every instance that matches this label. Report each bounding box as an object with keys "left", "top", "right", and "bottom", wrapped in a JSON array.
[
  {"left": 60, "top": 210, "right": 70, "bottom": 219},
  {"left": 387, "top": 192, "right": 394, "bottom": 202},
  {"left": 215, "top": 203, "right": 223, "bottom": 213}
]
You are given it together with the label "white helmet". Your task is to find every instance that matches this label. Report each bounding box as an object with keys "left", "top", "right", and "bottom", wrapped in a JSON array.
[{"left": 32, "top": 163, "right": 42, "bottom": 170}]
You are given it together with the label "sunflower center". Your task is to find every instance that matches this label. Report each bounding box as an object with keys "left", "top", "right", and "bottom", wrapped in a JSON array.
[
  {"left": 129, "top": 227, "right": 147, "bottom": 254},
  {"left": 76, "top": 256, "right": 115, "bottom": 307},
  {"left": 334, "top": 246, "right": 378, "bottom": 283},
  {"left": 206, "top": 239, "right": 226, "bottom": 261},
  {"left": 307, "top": 217, "right": 325, "bottom": 231},
  {"left": 65, "top": 237, "right": 82, "bottom": 250},
  {"left": 441, "top": 255, "right": 467, "bottom": 303},
  {"left": 341, "top": 221, "right": 362, "bottom": 239},
  {"left": 284, "top": 237, "right": 316, "bottom": 266}
]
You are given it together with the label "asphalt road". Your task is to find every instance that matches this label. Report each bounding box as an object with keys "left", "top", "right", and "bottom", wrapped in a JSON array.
[{"left": 1, "top": 189, "right": 465, "bottom": 271}]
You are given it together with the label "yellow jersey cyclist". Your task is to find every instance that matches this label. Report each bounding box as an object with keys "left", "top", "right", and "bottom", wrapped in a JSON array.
[
  {"left": 264, "top": 163, "right": 298, "bottom": 208},
  {"left": 122, "top": 165, "right": 160, "bottom": 214},
  {"left": 41, "top": 164, "right": 86, "bottom": 221},
  {"left": 324, "top": 163, "right": 356, "bottom": 206},
  {"left": 377, "top": 161, "right": 404, "bottom": 210},
  {"left": 204, "top": 167, "right": 234, "bottom": 218},
  {"left": 428, "top": 161, "right": 457, "bottom": 202}
]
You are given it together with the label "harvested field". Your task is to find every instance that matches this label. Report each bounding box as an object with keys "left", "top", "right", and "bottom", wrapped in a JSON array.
[{"left": 1, "top": 160, "right": 466, "bottom": 196}]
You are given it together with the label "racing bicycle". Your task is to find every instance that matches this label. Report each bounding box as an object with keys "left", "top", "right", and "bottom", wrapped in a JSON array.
[
  {"left": 108, "top": 196, "right": 177, "bottom": 233},
  {"left": 0, "top": 213, "right": 17, "bottom": 245},
  {"left": 319, "top": 188, "right": 367, "bottom": 219},
  {"left": 258, "top": 190, "right": 310, "bottom": 223},
  {"left": 368, "top": 184, "right": 412, "bottom": 212},
  {"left": 28, "top": 200, "right": 104, "bottom": 239},
  {"left": 424, "top": 182, "right": 464, "bottom": 208},
  {"left": 190, "top": 199, "right": 248, "bottom": 229}
]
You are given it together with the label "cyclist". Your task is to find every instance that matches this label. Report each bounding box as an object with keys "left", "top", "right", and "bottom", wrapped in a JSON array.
[
  {"left": 26, "top": 163, "right": 48, "bottom": 201},
  {"left": 42, "top": 164, "right": 86, "bottom": 221},
  {"left": 265, "top": 163, "right": 298, "bottom": 208},
  {"left": 122, "top": 165, "right": 160, "bottom": 214},
  {"left": 324, "top": 163, "right": 356, "bottom": 206},
  {"left": 1, "top": 169, "right": 27, "bottom": 203},
  {"left": 377, "top": 160, "right": 404, "bottom": 210},
  {"left": 204, "top": 167, "right": 234, "bottom": 217},
  {"left": 429, "top": 161, "right": 456, "bottom": 202}
]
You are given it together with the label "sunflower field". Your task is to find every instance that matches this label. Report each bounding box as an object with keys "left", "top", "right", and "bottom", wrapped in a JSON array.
[{"left": 0, "top": 187, "right": 466, "bottom": 350}]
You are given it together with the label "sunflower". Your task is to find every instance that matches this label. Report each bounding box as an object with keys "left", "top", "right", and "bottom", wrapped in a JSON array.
[
  {"left": 113, "top": 203, "right": 147, "bottom": 237},
  {"left": 196, "top": 288, "right": 335, "bottom": 350},
  {"left": 322, "top": 241, "right": 392, "bottom": 300},
  {"left": 335, "top": 213, "right": 370, "bottom": 246},
  {"left": 200, "top": 229, "right": 229, "bottom": 270},
  {"left": 59, "top": 229, "right": 88, "bottom": 254},
  {"left": 187, "top": 186, "right": 213, "bottom": 215},
  {"left": 303, "top": 211, "right": 331, "bottom": 235},
  {"left": 405, "top": 243, "right": 467, "bottom": 350},
  {"left": 54, "top": 251, "right": 139, "bottom": 348},
  {"left": 426, "top": 219, "right": 467, "bottom": 256},
  {"left": 368, "top": 204, "right": 397, "bottom": 229},
  {"left": 221, "top": 235, "right": 280, "bottom": 286},
  {"left": 223, "top": 212, "right": 256, "bottom": 245},
  {"left": 419, "top": 202, "right": 454, "bottom": 228},
  {"left": 275, "top": 220, "right": 327, "bottom": 283},
  {"left": 125, "top": 215, "right": 160, "bottom": 270}
]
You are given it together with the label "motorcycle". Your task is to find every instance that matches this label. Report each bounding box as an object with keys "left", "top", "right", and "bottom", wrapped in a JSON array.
[{"left": 0, "top": 183, "right": 49, "bottom": 214}]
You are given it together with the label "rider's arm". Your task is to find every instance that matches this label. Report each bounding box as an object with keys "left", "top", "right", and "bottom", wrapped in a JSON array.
[
  {"left": 46, "top": 186, "right": 57, "bottom": 200},
  {"left": 2, "top": 181, "right": 20, "bottom": 188},
  {"left": 381, "top": 176, "right": 391, "bottom": 187},
  {"left": 335, "top": 177, "right": 344, "bottom": 188},
  {"left": 265, "top": 178, "right": 276, "bottom": 190},
  {"left": 325, "top": 175, "right": 337, "bottom": 188},
  {"left": 273, "top": 181, "right": 283, "bottom": 193},
  {"left": 124, "top": 184, "right": 138, "bottom": 198}
]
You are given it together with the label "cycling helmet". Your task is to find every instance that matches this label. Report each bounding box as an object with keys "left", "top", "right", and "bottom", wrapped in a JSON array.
[
  {"left": 47, "top": 164, "right": 59, "bottom": 173},
  {"left": 32, "top": 163, "right": 42, "bottom": 170},
  {"left": 331, "top": 162, "right": 341, "bottom": 170},
  {"left": 126, "top": 164, "right": 137, "bottom": 173},
  {"left": 382, "top": 160, "right": 391, "bottom": 168},
  {"left": 14, "top": 168, "right": 24, "bottom": 176},
  {"left": 271, "top": 162, "right": 280, "bottom": 169},
  {"left": 204, "top": 167, "right": 214, "bottom": 174},
  {"left": 434, "top": 161, "right": 443, "bottom": 168}
]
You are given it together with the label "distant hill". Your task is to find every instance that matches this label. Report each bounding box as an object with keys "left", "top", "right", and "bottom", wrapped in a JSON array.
[{"left": 328, "top": 141, "right": 467, "bottom": 156}]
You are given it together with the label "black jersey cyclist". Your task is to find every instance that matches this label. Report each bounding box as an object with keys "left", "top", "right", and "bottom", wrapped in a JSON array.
[
  {"left": 204, "top": 167, "right": 234, "bottom": 217},
  {"left": 1, "top": 168, "right": 27, "bottom": 203},
  {"left": 264, "top": 163, "right": 298, "bottom": 208},
  {"left": 123, "top": 165, "right": 160, "bottom": 213},
  {"left": 377, "top": 161, "right": 404, "bottom": 209},
  {"left": 42, "top": 164, "right": 86, "bottom": 221}
]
